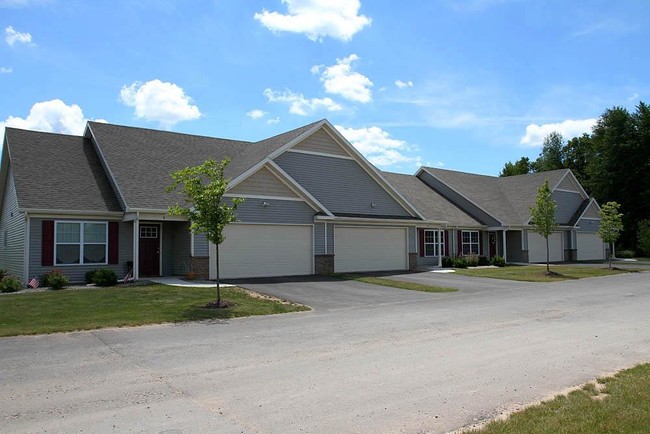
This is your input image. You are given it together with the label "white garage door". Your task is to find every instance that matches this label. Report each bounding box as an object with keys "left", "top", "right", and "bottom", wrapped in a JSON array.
[
  {"left": 334, "top": 226, "right": 408, "bottom": 273},
  {"left": 577, "top": 232, "right": 605, "bottom": 261},
  {"left": 528, "top": 232, "right": 564, "bottom": 263},
  {"left": 209, "top": 224, "right": 312, "bottom": 279}
]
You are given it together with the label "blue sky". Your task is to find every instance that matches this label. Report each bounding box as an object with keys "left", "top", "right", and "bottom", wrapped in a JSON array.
[{"left": 1, "top": 0, "right": 647, "bottom": 175}]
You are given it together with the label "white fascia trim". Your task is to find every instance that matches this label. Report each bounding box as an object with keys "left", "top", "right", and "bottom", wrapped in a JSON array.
[
  {"left": 314, "top": 215, "right": 420, "bottom": 226},
  {"left": 286, "top": 148, "right": 355, "bottom": 160},
  {"left": 265, "top": 160, "right": 334, "bottom": 216},
  {"left": 223, "top": 193, "right": 304, "bottom": 202},
  {"left": 85, "top": 124, "right": 129, "bottom": 211},
  {"left": 18, "top": 208, "right": 124, "bottom": 218},
  {"left": 417, "top": 167, "right": 504, "bottom": 226},
  {"left": 553, "top": 170, "right": 589, "bottom": 200}
]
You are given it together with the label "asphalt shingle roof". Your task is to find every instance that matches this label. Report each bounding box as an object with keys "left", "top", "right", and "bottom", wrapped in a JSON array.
[
  {"left": 6, "top": 128, "right": 121, "bottom": 212},
  {"left": 420, "top": 167, "right": 570, "bottom": 226},
  {"left": 382, "top": 171, "right": 482, "bottom": 227}
]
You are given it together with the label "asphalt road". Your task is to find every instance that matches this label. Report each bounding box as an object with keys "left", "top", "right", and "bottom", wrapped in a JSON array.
[{"left": 1, "top": 272, "right": 649, "bottom": 433}]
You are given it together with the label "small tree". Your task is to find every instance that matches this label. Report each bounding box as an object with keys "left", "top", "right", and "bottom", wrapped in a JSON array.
[
  {"left": 598, "top": 201, "right": 623, "bottom": 269},
  {"left": 530, "top": 179, "right": 558, "bottom": 274},
  {"left": 166, "top": 158, "right": 243, "bottom": 307}
]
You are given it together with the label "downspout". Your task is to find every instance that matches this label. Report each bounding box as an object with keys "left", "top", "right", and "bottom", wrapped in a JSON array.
[
  {"left": 133, "top": 212, "right": 140, "bottom": 280},
  {"left": 23, "top": 213, "right": 30, "bottom": 286},
  {"left": 502, "top": 230, "right": 507, "bottom": 263},
  {"left": 438, "top": 228, "right": 442, "bottom": 267}
]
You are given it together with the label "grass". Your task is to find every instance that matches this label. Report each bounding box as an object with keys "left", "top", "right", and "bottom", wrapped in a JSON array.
[
  {"left": 467, "top": 363, "right": 650, "bottom": 433},
  {"left": 0, "top": 284, "right": 309, "bottom": 337},
  {"left": 453, "top": 265, "right": 639, "bottom": 282},
  {"left": 334, "top": 274, "right": 457, "bottom": 293}
]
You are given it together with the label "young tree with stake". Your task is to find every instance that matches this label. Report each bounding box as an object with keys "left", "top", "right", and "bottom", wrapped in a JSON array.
[
  {"left": 167, "top": 158, "right": 243, "bottom": 307},
  {"left": 598, "top": 201, "right": 623, "bottom": 269},
  {"left": 530, "top": 179, "right": 558, "bottom": 274}
]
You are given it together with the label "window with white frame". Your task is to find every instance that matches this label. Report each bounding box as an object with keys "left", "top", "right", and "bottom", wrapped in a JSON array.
[
  {"left": 462, "top": 230, "right": 480, "bottom": 255},
  {"left": 55, "top": 221, "right": 108, "bottom": 265},
  {"left": 424, "top": 229, "right": 444, "bottom": 256}
]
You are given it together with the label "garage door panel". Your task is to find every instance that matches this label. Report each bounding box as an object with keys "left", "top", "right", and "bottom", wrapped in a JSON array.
[
  {"left": 528, "top": 232, "right": 563, "bottom": 263},
  {"left": 209, "top": 224, "right": 312, "bottom": 279},
  {"left": 577, "top": 233, "right": 604, "bottom": 261},
  {"left": 334, "top": 227, "right": 407, "bottom": 273}
]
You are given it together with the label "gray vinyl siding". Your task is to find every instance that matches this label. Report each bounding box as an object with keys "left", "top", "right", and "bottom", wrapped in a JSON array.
[
  {"left": 29, "top": 218, "right": 130, "bottom": 283},
  {"left": 325, "top": 222, "right": 333, "bottom": 254},
  {"left": 553, "top": 190, "right": 584, "bottom": 225},
  {"left": 506, "top": 230, "right": 525, "bottom": 262},
  {"left": 418, "top": 171, "right": 501, "bottom": 226},
  {"left": 275, "top": 152, "right": 411, "bottom": 217},
  {"left": 576, "top": 218, "right": 600, "bottom": 233},
  {"left": 314, "top": 222, "right": 325, "bottom": 255},
  {"left": 89, "top": 137, "right": 126, "bottom": 211},
  {"left": 193, "top": 233, "right": 209, "bottom": 257},
  {"left": 162, "top": 221, "right": 191, "bottom": 276},
  {"left": 408, "top": 226, "right": 416, "bottom": 254},
  {"left": 0, "top": 169, "right": 25, "bottom": 282},
  {"left": 227, "top": 198, "right": 315, "bottom": 224}
]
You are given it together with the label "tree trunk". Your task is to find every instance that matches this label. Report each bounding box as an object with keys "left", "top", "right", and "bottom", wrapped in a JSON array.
[
  {"left": 546, "top": 236, "right": 550, "bottom": 273},
  {"left": 216, "top": 242, "right": 221, "bottom": 306},
  {"left": 608, "top": 243, "right": 612, "bottom": 269}
]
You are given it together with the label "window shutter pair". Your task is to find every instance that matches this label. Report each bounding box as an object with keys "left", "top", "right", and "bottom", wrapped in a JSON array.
[{"left": 41, "top": 221, "right": 119, "bottom": 266}]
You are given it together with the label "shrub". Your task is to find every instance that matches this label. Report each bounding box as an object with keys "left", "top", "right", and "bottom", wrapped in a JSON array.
[
  {"left": 491, "top": 256, "right": 506, "bottom": 267},
  {"left": 0, "top": 275, "right": 22, "bottom": 293},
  {"left": 616, "top": 249, "right": 635, "bottom": 259},
  {"left": 478, "top": 256, "right": 490, "bottom": 266},
  {"left": 465, "top": 254, "right": 479, "bottom": 267},
  {"left": 93, "top": 269, "right": 117, "bottom": 287},
  {"left": 452, "top": 257, "right": 468, "bottom": 268},
  {"left": 441, "top": 256, "right": 453, "bottom": 268},
  {"left": 0, "top": 269, "right": 7, "bottom": 280},
  {"left": 42, "top": 269, "right": 69, "bottom": 290},
  {"left": 637, "top": 220, "right": 650, "bottom": 256},
  {"left": 85, "top": 269, "right": 99, "bottom": 284}
]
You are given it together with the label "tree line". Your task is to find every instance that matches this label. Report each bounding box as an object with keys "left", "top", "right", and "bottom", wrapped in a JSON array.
[{"left": 500, "top": 101, "right": 650, "bottom": 252}]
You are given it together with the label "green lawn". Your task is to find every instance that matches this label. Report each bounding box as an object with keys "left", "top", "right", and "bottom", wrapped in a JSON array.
[
  {"left": 453, "top": 265, "right": 638, "bottom": 282},
  {"left": 335, "top": 274, "right": 457, "bottom": 293},
  {"left": 468, "top": 363, "right": 650, "bottom": 433},
  {"left": 0, "top": 284, "right": 309, "bottom": 337}
]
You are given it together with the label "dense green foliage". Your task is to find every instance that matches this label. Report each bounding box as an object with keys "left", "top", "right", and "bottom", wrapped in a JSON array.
[
  {"left": 500, "top": 101, "right": 650, "bottom": 251},
  {"left": 597, "top": 201, "right": 624, "bottom": 268},
  {"left": 0, "top": 275, "right": 22, "bottom": 293},
  {"left": 530, "top": 179, "right": 558, "bottom": 273},
  {"left": 42, "top": 269, "right": 69, "bottom": 290},
  {"left": 93, "top": 269, "right": 118, "bottom": 287},
  {"left": 638, "top": 220, "right": 650, "bottom": 256}
]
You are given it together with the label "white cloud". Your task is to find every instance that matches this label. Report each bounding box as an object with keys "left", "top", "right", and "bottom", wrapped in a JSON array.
[
  {"left": 263, "top": 88, "right": 342, "bottom": 116},
  {"left": 335, "top": 124, "right": 420, "bottom": 167},
  {"left": 119, "top": 79, "right": 201, "bottom": 128},
  {"left": 5, "top": 26, "right": 35, "bottom": 46},
  {"left": 254, "top": 0, "right": 371, "bottom": 42},
  {"left": 246, "top": 109, "right": 266, "bottom": 120},
  {"left": 395, "top": 80, "right": 413, "bottom": 89},
  {"left": 0, "top": 0, "right": 52, "bottom": 7},
  {"left": 0, "top": 66, "right": 12, "bottom": 73},
  {"left": 266, "top": 116, "right": 280, "bottom": 125},
  {"left": 520, "top": 118, "right": 597, "bottom": 147},
  {"left": 313, "top": 54, "right": 373, "bottom": 103},
  {"left": 627, "top": 92, "right": 640, "bottom": 102},
  {"left": 0, "top": 99, "right": 105, "bottom": 137}
]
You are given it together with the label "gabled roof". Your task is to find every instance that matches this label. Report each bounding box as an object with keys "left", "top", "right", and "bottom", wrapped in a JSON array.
[
  {"left": 420, "top": 167, "right": 572, "bottom": 226},
  {"left": 5, "top": 128, "right": 121, "bottom": 213},
  {"left": 382, "top": 171, "right": 482, "bottom": 227},
  {"left": 87, "top": 120, "right": 321, "bottom": 211}
]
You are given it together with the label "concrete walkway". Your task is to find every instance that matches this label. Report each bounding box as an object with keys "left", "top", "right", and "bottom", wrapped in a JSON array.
[{"left": 150, "top": 277, "right": 233, "bottom": 288}]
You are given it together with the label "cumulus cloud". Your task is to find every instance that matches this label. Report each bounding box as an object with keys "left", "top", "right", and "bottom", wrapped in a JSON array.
[
  {"left": 263, "top": 88, "right": 342, "bottom": 116},
  {"left": 312, "top": 54, "right": 373, "bottom": 103},
  {"left": 0, "top": 99, "right": 105, "bottom": 137},
  {"left": 267, "top": 116, "right": 280, "bottom": 125},
  {"left": 246, "top": 109, "right": 267, "bottom": 120},
  {"left": 119, "top": 79, "right": 201, "bottom": 129},
  {"left": 395, "top": 80, "right": 413, "bottom": 89},
  {"left": 520, "top": 118, "right": 597, "bottom": 147},
  {"left": 335, "top": 124, "right": 420, "bottom": 167},
  {"left": 5, "top": 26, "right": 35, "bottom": 46},
  {"left": 0, "top": 66, "right": 12, "bottom": 73},
  {"left": 254, "top": 0, "right": 371, "bottom": 42}
]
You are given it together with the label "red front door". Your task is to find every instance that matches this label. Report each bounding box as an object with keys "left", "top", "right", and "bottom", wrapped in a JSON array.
[
  {"left": 139, "top": 224, "right": 160, "bottom": 276},
  {"left": 489, "top": 232, "right": 497, "bottom": 258}
]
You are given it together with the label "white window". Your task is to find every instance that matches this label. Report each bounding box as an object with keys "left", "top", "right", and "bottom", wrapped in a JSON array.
[
  {"left": 55, "top": 221, "right": 108, "bottom": 265},
  {"left": 462, "top": 230, "right": 480, "bottom": 255},
  {"left": 424, "top": 230, "right": 444, "bottom": 256}
]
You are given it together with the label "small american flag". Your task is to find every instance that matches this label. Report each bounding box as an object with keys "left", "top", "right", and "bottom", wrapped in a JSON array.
[{"left": 28, "top": 276, "right": 39, "bottom": 289}]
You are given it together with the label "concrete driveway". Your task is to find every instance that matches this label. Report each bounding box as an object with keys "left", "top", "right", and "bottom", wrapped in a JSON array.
[{"left": 1, "top": 272, "right": 649, "bottom": 433}]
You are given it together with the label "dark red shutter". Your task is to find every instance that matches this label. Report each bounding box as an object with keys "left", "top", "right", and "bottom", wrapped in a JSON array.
[
  {"left": 108, "top": 222, "right": 119, "bottom": 264},
  {"left": 418, "top": 229, "right": 425, "bottom": 257},
  {"left": 478, "top": 231, "right": 483, "bottom": 256},
  {"left": 457, "top": 230, "right": 462, "bottom": 256},
  {"left": 42, "top": 220, "right": 54, "bottom": 266},
  {"left": 444, "top": 230, "right": 449, "bottom": 256}
]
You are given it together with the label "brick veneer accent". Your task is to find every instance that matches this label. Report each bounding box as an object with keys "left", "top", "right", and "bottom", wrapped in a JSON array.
[
  {"left": 315, "top": 254, "right": 334, "bottom": 275},
  {"left": 408, "top": 253, "right": 417, "bottom": 271},
  {"left": 189, "top": 257, "right": 210, "bottom": 279}
]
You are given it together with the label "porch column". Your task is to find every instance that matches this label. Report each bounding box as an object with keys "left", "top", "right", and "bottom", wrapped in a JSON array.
[
  {"left": 438, "top": 228, "right": 443, "bottom": 267},
  {"left": 502, "top": 230, "right": 507, "bottom": 263},
  {"left": 133, "top": 217, "right": 140, "bottom": 280}
]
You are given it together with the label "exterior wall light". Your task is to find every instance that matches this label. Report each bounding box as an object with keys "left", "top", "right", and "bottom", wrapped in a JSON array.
[{"left": 261, "top": 201, "right": 270, "bottom": 207}]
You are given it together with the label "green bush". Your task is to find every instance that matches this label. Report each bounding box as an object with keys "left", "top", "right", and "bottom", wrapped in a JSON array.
[
  {"left": 452, "top": 257, "right": 468, "bottom": 268},
  {"left": 637, "top": 220, "right": 650, "bottom": 256},
  {"left": 616, "top": 249, "right": 635, "bottom": 259},
  {"left": 491, "top": 256, "right": 506, "bottom": 267},
  {"left": 85, "top": 269, "right": 99, "bottom": 284},
  {"left": 93, "top": 269, "right": 117, "bottom": 287},
  {"left": 441, "top": 256, "right": 453, "bottom": 268},
  {"left": 478, "top": 256, "right": 490, "bottom": 266},
  {"left": 0, "top": 269, "right": 7, "bottom": 280},
  {"left": 465, "top": 254, "right": 479, "bottom": 267},
  {"left": 0, "top": 275, "right": 22, "bottom": 293},
  {"left": 42, "top": 269, "right": 69, "bottom": 290}
]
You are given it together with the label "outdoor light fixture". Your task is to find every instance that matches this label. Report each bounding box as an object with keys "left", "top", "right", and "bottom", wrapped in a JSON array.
[
  {"left": 261, "top": 201, "right": 270, "bottom": 207},
  {"left": 371, "top": 202, "right": 377, "bottom": 208}
]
